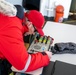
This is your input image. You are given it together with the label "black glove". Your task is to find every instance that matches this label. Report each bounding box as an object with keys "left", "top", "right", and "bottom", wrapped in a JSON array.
[{"left": 51, "top": 42, "right": 76, "bottom": 54}]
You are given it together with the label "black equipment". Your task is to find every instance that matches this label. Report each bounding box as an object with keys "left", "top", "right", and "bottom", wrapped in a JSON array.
[{"left": 42, "top": 60, "right": 76, "bottom": 75}]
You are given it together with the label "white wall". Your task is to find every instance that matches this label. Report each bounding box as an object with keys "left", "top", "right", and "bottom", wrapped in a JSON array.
[
  {"left": 6, "top": 0, "right": 22, "bottom": 5},
  {"left": 40, "top": 0, "right": 72, "bottom": 18},
  {"left": 6, "top": 0, "right": 72, "bottom": 19}
]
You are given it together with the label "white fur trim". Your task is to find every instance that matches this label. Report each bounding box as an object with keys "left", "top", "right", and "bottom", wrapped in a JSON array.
[{"left": 0, "top": 0, "right": 17, "bottom": 17}]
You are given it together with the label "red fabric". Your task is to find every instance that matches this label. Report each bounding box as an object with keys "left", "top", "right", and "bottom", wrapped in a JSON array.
[
  {"left": 25, "top": 10, "right": 45, "bottom": 36},
  {"left": 18, "top": 17, "right": 29, "bottom": 33},
  {"left": 26, "top": 52, "right": 49, "bottom": 72},
  {"left": 0, "top": 13, "right": 50, "bottom": 72}
]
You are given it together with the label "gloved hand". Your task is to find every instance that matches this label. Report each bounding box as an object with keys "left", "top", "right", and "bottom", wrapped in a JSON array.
[
  {"left": 24, "top": 21, "right": 35, "bottom": 36},
  {"left": 44, "top": 51, "right": 52, "bottom": 60}
]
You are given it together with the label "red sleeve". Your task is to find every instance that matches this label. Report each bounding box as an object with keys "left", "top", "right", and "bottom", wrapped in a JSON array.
[
  {"left": 26, "top": 52, "right": 50, "bottom": 72},
  {"left": 22, "top": 25, "right": 28, "bottom": 33},
  {"left": 0, "top": 15, "right": 50, "bottom": 72}
]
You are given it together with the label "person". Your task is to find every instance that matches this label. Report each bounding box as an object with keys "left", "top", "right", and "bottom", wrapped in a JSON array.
[
  {"left": 14, "top": 5, "right": 45, "bottom": 36},
  {"left": 0, "top": 0, "right": 52, "bottom": 74}
]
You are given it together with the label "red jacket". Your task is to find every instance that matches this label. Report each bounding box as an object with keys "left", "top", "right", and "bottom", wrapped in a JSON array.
[{"left": 0, "top": 13, "right": 50, "bottom": 72}]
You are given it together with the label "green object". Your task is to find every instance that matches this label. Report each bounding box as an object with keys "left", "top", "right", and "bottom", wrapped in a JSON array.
[
  {"left": 9, "top": 72, "right": 14, "bottom": 75},
  {"left": 39, "top": 36, "right": 43, "bottom": 42}
]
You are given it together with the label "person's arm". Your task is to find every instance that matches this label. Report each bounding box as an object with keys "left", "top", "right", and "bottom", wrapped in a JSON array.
[
  {"left": 26, "top": 52, "right": 51, "bottom": 72},
  {"left": 0, "top": 0, "right": 17, "bottom": 17},
  {"left": 0, "top": 16, "right": 51, "bottom": 72}
]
